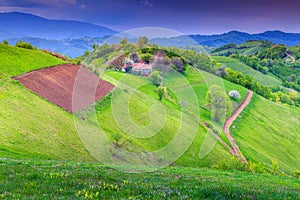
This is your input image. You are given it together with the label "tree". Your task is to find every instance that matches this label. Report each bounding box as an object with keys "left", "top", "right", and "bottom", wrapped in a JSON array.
[
  {"left": 206, "top": 85, "right": 232, "bottom": 123},
  {"left": 149, "top": 71, "right": 161, "bottom": 86},
  {"left": 3, "top": 40, "right": 8, "bottom": 45},
  {"left": 171, "top": 57, "right": 185, "bottom": 73},
  {"left": 130, "top": 52, "right": 140, "bottom": 63},
  {"left": 280, "top": 93, "right": 290, "bottom": 104},
  {"left": 16, "top": 40, "right": 36, "bottom": 50},
  {"left": 152, "top": 57, "right": 172, "bottom": 73},
  {"left": 215, "top": 66, "right": 227, "bottom": 77},
  {"left": 125, "top": 66, "right": 132, "bottom": 73},
  {"left": 229, "top": 90, "right": 241, "bottom": 99},
  {"left": 140, "top": 53, "right": 152, "bottom": 64},
  {"left": 137, "top": 36, "right": 149, "bottom": 48},
  {"left": 157, "top": 86, "right": 165, "bottom": 101},
  {"left": 120, "top": 38, "right": 129, "bottom": 45}
]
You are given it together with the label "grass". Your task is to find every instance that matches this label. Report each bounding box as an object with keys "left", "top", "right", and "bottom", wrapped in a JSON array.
[
  {"left": 0, "top": 79, "right": 95, "bottom": 161},
  {"left": 1, "top": 43, "right": 300, "bottom": 199},
  {"left": 231, "top": 94, "right": 300, "bottom": 173},
  {"left": 0, "top": 158, "right": 299, "bottom": 199},
  {"left": 92, "top": 68, "right": 300, "bottom": 174},
  {"left": 90, "top": 68, "right": 253, "bottom": 168},
  {"left": 0, "top": 44, "right": 66, "bottom": 77},
  {"left": 0, "top": 44, "right": 93, "bottom": 161},
  {"left": 96, "top": 69, "right": 233, "bottom": 168},
  {"left": 213, "top": 56, "right": 282, "bottom": 87}
]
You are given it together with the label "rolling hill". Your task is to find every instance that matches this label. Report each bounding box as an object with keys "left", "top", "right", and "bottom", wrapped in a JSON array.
[
  {"left": 5, "top": 37, "right": 108, "bottom": 58},
  {"left": 0, "top": 44, "right": 94, "bottom": 161},
  {"left": 213, "top": 56, "right": 282, "bottom": 87},
  {"left": 0, "top": 42, "right": 299, "bottom": 198}
]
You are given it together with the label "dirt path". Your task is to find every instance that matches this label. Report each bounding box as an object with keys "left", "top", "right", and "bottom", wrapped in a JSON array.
[
  {"left": 286, "top": 52, "right": 296, "bottom": 64},
  {"left": 200, "top": 122, "right": 237, "bottom": 156},
  {"left": 223, "top": 90, "right": 253, "bottom": 162}
]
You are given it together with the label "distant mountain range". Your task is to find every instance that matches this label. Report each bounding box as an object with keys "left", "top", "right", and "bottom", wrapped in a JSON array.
[
  {"left": 1, "top": 12, "right": 300, "bottom": 58},
  {"left": 0, "top": 12, "right": 117, "bottom": 40}
]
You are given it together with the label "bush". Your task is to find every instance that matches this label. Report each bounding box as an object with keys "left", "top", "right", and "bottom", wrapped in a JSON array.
[
  {"left": 292, "top": 170, "right": 300, "bottom": 179},
  {"left": 16, "top": 40, "right": 36, "bottom": 50},
  {"left": 3, "top": 40, "right": 8, "bottom": 45},
  {"left": 125, "top": 66, "right": 133, "bottom": 73},
  {"left": 157, "top": 86, "right": 165, "bottom": 101}
]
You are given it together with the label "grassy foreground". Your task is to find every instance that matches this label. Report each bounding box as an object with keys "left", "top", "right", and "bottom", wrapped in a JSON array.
[{"left": 0, "top": 158, "right": 299, "bottom": 199}]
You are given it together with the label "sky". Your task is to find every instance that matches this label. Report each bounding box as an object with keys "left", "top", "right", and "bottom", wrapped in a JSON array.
[{"left": 0, "top": 0, "right": 300, "bottom": 34}]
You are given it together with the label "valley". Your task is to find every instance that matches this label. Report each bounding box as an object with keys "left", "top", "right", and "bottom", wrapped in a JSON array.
[{"left": 0, "top": 17, "right": 299, "bottom": 198}]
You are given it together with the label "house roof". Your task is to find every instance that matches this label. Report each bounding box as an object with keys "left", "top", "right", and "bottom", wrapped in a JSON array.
[{"left": 123, "top": 63, "right": 152, "bottom": 70}]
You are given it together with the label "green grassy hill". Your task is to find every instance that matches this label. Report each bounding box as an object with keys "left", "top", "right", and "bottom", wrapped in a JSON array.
[
  {"left": 0, "top": 43, "right": 300, "bottom": 199},
  {"left": 0, "top": 44, "right": 67, "bottom": 77},
  {"left": 213, "top": 56, "right": 282, "bottom": 87},
  {"left": 210, "top": 40, "right": 272, "bottom": 56},
  {"left": 0, "top": 44, "right": 94, "bottom": 161},
  {"left": 231, "top": 94, "right": 300, "bottom": 173},
  {"left": 1, "top": 44, "right": 300, "bottom": 173}
]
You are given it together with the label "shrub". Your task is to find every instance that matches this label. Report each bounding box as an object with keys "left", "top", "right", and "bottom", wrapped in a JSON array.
[
  {"left": 16, "top": 40, "right": 36, "bottom": 50},
  {"left": 157, "top": 86, "right": 165, "bottom": 101}
]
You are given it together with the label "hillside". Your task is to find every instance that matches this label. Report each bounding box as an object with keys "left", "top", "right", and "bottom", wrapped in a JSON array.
[
  {"left": 0, "top": 12, "right": 116, "bottom": 40},
  {"left": 5, "top": 36, "right": 110, "bottom": 58},
  {"left": 82, "top": 42, "right": 300, "bottom": 174},
  {"left": 213, "top": 56, "right": 282, "bottom": 87},
  {"left": 0, "top": 44, "right": 94, "bottom": 161},
  {"left": 1, "top": 41, "right": 299, "bottom": 173},
  {"left": 210, "top": 40, "right": 273, "bottom": 56},
  {"left": 231, "top": 94, "right": 300, "bottom": 173},
  {"left": 1, "top": 40, "right": 300, "bottom": 199},
  {"left": 0, "top": 44, "right": 67, "bottom": 76},
  {"left": 0, "top": 43, "right": 235, "bottom": 167}
]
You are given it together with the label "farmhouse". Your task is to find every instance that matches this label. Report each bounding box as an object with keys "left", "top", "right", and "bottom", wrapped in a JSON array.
[{"left": 122, "top": 61, "right": 152, "bottom": 76}]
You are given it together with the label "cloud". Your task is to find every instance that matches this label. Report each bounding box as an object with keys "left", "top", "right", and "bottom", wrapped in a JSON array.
[
  {"left": 0, "top": 0, "right": 77, "bottom": 8},
  {"left": 140, "top": 0, "right": 154, "bottom": 7}
]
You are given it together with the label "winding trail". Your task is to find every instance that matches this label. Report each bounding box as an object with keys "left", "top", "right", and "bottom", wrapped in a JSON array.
[
  {"left": 223, "top": 90, "right": 253, "bottom": 162},
  {"left": 286, "top": 52, "right": 296, "bottom": 64}
]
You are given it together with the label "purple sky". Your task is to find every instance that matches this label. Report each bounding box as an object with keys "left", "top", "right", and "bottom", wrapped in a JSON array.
[{"left": 0, "top": 0, "right": 300, "bottom": 34}]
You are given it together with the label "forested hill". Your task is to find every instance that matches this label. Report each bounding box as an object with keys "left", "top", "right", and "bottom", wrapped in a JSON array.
[{"left": 189, "top": 31, "right": 300, "bottom": 47}]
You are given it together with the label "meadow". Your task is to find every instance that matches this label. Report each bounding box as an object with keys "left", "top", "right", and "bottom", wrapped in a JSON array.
[{"left": 0, "top": 158, "right": 299, "bottom": 199}]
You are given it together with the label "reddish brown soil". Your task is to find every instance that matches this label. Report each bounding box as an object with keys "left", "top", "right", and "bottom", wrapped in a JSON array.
[{"left": 14, "top": 64, "right": 114, "bottom": 113}]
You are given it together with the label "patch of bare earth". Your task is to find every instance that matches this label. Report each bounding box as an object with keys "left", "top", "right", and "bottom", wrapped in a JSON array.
[{"left": 14, "top": 64, "right": 114, "bottom": 113}]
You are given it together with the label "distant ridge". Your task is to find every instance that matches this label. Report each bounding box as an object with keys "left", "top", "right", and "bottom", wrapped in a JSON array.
[
  {"left": 1, "top": 12, "right": 300, "bottom": 57},
  {"left": 189, "top": 30, "right": 300, "bottom": 47},
  {"left": 0, "top": 12, "right": 117, "bottom": 40}
]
